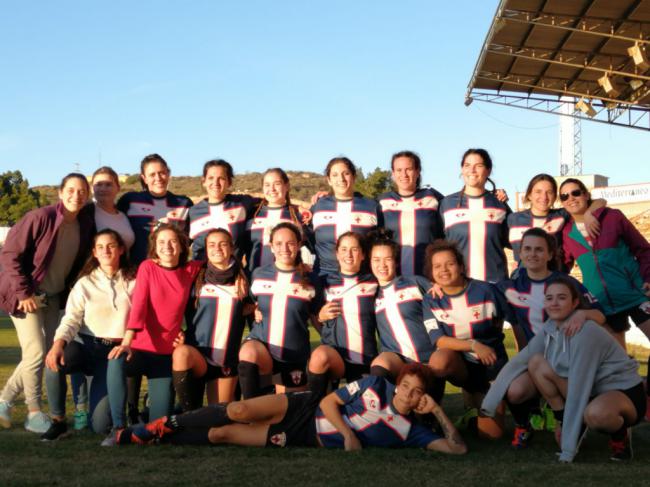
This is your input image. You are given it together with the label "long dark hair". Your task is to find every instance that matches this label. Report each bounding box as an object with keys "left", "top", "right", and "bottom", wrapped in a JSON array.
[
  {"left": 194, "top": 228, "right": 248, "bottom": 302},
  {"left": 457, "top": 148, "right": 496, "bottom": 207},
  {"left": 391, "top": 150, "right": 422, "bottom": 190},
  {"left": 139, "top": 153, "right": 170, "bottom": 190},
  {"left": 147, "top": 222, "right": 190, "bottom": 267},
  {"left": 269, "top": 222, "right": 311, "bottom": 286},
  {"left": 251, "top": 168, "right": 302, "bottom": 226},
  {"left": 59, "top": 172, "right": 90, "bottom": 193},
  {"left": 524, "top": 173, "right": 557, "bottom": 206},
  {"left": 77, "top": 229, "right": 135, "bottom": 280}
]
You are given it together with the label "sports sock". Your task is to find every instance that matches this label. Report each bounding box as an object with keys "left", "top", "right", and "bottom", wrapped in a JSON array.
[
  {"left": 172, "top": 370, "right": 202, "bottom": 412},
  {"left": 370, "top": 365, "right": 391, "bottom": 381},
  {"left": 507, "top": 397, "right": 537, "bottom": 427},
  {"left": 173, "top": 403, "right": 233, "bottom": 429},
  {"left": 169, "top": 427, "right": 211, "bottom": 445},
  {"left": 307, "top": 372, "right": 329, "bottom": 400},
  {"left": 238, "top": 361, "right": 262, "bottom": 399}
]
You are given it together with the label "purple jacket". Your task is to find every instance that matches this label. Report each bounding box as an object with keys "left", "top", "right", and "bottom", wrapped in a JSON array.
[{"left": 0, "top": 202, "right": 95, "bottom": 316}]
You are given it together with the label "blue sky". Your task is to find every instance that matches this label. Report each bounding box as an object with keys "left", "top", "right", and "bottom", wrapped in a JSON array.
[{"left": 1, "top": 0, "right": 649, "bottom": 198}]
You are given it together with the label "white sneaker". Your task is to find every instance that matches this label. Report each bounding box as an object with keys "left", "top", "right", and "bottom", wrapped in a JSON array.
[
  {"left": 24, "top": 411, "right": 52, "bottom": 434},
  {"left": 0, "top": 400, "right": 11, "bottom": 429},
  {"left": 100, "top": 429, "right": 119, "bottom": 447}
]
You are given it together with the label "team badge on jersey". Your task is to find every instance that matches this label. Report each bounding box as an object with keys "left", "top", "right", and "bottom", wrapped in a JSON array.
[
  {"left": 270, "top": 432, "right": 287, "bottom": 447},
  {"left": 290, "top": 370, "right": 304, "bottom": 385}
]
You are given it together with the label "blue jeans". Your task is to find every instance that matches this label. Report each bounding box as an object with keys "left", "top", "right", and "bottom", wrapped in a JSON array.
[
  {"left": 110, "top": 350, "right": 173, "bottom": 422},
  {"left": 45, "top": 334, "right": 125, "bottom": 433}
]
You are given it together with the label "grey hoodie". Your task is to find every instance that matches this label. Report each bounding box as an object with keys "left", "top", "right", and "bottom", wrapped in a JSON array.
[{"left": 481, "top": 319, "right": 641, "bottom": 462}]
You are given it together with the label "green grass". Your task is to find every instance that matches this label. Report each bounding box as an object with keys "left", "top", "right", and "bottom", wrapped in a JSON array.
[{"left": 1, "top": 316, "right": 650, "bottom": 486}]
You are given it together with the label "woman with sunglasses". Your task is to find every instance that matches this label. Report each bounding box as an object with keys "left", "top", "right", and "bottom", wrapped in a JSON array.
[
  {"left": 507, "top": 174, "right": 603, "bottom": 271},
  {"left": 559, "top": 178, "right": 650, "bottom": 350}
]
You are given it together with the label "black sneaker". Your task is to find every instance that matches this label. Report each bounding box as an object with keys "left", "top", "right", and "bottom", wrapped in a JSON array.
[{"left": 41, "top": 420, "right": 69, "bottom": 441}]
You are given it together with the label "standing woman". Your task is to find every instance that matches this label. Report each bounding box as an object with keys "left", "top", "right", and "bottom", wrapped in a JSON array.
[
  {"left": 245, "top": 168, "right": 309, "bottom": 274},
  {"left": 559, "top": 178, "right": 650, "bottom": 352},
  {"left": 507, "top": 173, "right": 602, "bottom": 270},
  {"left": 108, "top": 223, "right": 202, "bottom": 421},
  {"left": 310, "top": 157, "right": 381, "bottom": 276},
  {"left": 378, "top": 151, "right": 445, "bottom": 277},
  {"left": 422, "top": 240, "right": 509, "bottom": 438},
  {"left": 189, "top": 159, "right": 257, "bottom": 262},
  {"left": 117, "top": 153, "right": 193, "bottom": 266},
  {"left": 0, "top": 173, "right": 94, "bottom": 433},
  {"left": 42, "top": 230, "right": 135, "bottom": 440},
  {"left": 91, "top": 166, "right": 135, "bottom": 251},
  {"left": 173, "top": 229, "right": 249, "bottom": 411},
  {"left": 440, "top": 149, "right": 511, "bottom": 283},
  {"left": 482, "top": 276, "right": 646, "bottom": 462},
  {"left": 308, "top": 232, "right": 378, "bottom": 398},
  {"left": 238, "top": 223, "right": 318, "bottom": 399},
  {"left": 367, "top": 231, "right": 437, "bottom": 389}
]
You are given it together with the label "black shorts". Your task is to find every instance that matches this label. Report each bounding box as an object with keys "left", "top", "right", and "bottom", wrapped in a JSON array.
[
  {"left": 343, "top": 361, "right": 370, "bottom": 383},
  {"left": 606, "top": 301, "right": 650, "bottom": 332},
  {"left": 203, "top": 362, "right": 238, "bottom": 381},
  {"left": 125, "top": 350, "right": 172, "bottom": 379},
  {"left": 272, "top": 358, "right": 308, "bottom": 387},
  {"left": 619, "top": 382, "right": 647, "bottom": 426},
  {"left": 266, "top": 391, "right": 319, "bottom": 448},
  {"left": 461, "top": 355, "right": 507, "bottom": 395}
]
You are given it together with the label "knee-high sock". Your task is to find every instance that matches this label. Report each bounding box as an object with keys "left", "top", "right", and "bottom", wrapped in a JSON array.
[
  {"left": 171, "top": 403, "right": 233, "bottom": 430},
  {"left": 169, "top": 428, "right": 211, "bottom": 445},
  {"left": 370, "top": 365, "right": 391, "bottom": 381},
  {"left": 238, "top": 361, "right": 262, "bottom": 399},
  {"left": 173, "top": 370, "right": 203, "bottom": 412},
  {"left": 307, "top": 372, "right": 329, "bottom": 401},
  {"left": 428, "top": 378, "right": 446, "bottom": 405},
  {"left": 127, "top": 375, "right": 142, "bottom": 423},
  {"left": 507, "top": 397, "right": 538, "bottom": 427}
]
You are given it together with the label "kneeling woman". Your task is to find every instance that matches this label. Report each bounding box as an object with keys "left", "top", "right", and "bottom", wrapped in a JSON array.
[
  {"left": 173, "top": 229, "right": 249, "bottom": 411},
  {"left": 482, "top": 275, "right": 646, "bottom": 462},
  {"left": 43, "top": 230, "right": 135, "bottom": 440},
  {"left": 118, "top": 363, "right": 466, "bottom": 454},
  {"left": 367, "top": 231, "right": 437, "bottom": 388},
  {"left": 109, "top": 223, "right": 202, "bottom": 421},
  {"left": 308, "top": 232, "right": 378, "bottom": 398},
  {"left": 238, "top": 223, "right": 318, "bottom": 398},
  {"left": 423, "top": 240, "right": 509, "bottom": 437}
]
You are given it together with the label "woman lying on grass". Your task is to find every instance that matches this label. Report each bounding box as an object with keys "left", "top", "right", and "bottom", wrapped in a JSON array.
[
  {"left": 482, "top": 275, "right": 646, "bottom": 463},
  {"left": 117, "top": 362, "right": 467, "bottom": 454}
]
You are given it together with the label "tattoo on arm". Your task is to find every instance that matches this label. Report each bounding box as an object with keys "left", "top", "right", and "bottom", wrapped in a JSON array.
[{"left": 432, "top": 406, "right": 465, "bottom": 446}]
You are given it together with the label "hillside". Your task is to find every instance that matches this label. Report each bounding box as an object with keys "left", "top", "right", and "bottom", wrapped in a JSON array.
[{"left": 34, "top": 170, "right": 331, "bottom": 207}]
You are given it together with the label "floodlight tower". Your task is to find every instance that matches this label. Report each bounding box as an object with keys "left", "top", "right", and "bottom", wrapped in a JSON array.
[{"left": 558, "top": 96, "right": 583, "bottom": 176}]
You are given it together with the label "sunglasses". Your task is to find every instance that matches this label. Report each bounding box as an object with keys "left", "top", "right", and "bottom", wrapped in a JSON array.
[{"left": 559, "top": 189, "right": 584, "bottom": 202}]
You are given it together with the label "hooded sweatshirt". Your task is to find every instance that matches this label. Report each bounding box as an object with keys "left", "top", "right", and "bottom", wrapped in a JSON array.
[{"left": 481, "top": 319, "right": 641, "bottom": 462}]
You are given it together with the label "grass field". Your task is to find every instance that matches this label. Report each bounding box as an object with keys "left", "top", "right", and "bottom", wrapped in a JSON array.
[{"left": 1, "top": 316, "right": 649, "bottom": 486}]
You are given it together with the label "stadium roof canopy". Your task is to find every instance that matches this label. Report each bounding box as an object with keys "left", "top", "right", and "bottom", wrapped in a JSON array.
[{"left": 466, "top": 0, "right": 650, "bottom": 131}]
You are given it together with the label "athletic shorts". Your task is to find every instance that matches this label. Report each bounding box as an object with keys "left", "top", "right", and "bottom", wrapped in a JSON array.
[
  {"left": 126, "top": 350, "right": 172, "bottom": 379},
  {"left": 266, "top": 391, "right": 319, "bottom": 448},
  {"left": 203, "top": 362, "right": 238, "bottom": 381},
  {"left": 619, "top": 382, "right": 647, "bottom": 426},
  {"left": 606, "top": 301, "right": 650, "bottom": 332},
  {"left": 272, "top": 358, "right": 308, "bottom": 387},
  {"left": 461, "top": 355, "right": 508, "bottom": 395},
  {"left": 343, "top": 361, "right": 370, "bottom": 383}
]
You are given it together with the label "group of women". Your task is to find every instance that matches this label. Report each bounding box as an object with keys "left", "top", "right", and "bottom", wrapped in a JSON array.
[{"left": 0, "top": 149, "right": 648, "bottom": 462}]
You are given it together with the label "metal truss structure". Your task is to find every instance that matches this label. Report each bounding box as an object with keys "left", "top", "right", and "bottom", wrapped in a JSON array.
[{"left": 466, "top": 0, "right": 650, "bottom": 132}]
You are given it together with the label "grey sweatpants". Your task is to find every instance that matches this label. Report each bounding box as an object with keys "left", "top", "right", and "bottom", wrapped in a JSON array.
[{"left": 1, "top": 295, "right": 61, "bottom": 410}]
